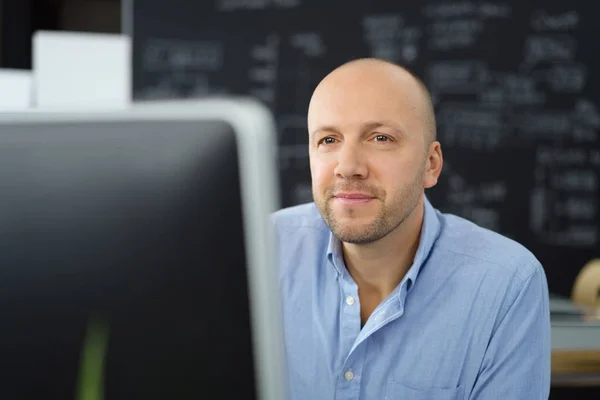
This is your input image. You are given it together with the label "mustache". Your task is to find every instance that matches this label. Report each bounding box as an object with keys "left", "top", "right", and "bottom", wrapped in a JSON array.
[{"left": 327, "top": 184, "right": 383, "bottom": 198}]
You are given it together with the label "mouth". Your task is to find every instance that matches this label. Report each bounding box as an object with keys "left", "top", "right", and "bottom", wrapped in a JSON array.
[{"left": 333, "top": 192, "right": 375, "bottom": 205}]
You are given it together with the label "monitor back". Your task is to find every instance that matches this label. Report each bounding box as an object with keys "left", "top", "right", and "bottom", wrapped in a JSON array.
[{"left": 0, "top": 116, "right": 266, "bottom": 399}]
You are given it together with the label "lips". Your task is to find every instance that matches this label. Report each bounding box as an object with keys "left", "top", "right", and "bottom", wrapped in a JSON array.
[
  {"left": 332, "top": 192, "right": 375, "bottom": 205},
  {"left": 334, "top": 193, "right": 374, "bottom": 200}
]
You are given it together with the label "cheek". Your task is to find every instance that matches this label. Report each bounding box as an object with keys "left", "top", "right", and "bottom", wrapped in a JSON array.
[{"left": 373, "top": 158, "right": 417, "bottom": 189}]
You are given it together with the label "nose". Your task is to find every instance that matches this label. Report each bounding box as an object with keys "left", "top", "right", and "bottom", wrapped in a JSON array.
[{"left": 334, "top": 143, "right": 368, "bottom": 180}]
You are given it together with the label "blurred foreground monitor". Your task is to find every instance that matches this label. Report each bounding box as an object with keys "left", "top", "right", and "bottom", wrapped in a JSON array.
[{"left": 0, "top": 98, "right": 286, "bottom": 400}]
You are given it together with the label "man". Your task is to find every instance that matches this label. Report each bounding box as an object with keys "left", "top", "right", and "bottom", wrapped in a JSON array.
[{"left": 272, "top": 58, "right": 551, "bottom": 399}]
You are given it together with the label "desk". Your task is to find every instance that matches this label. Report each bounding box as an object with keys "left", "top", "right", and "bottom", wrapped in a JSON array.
[{"left": 551, "top": 296, "right": 600, "bottom": 386}]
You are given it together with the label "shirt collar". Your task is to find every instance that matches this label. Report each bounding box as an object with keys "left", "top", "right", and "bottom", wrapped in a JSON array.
[{"left": 326, "top": 195, "right": 442, "bottom": 292}]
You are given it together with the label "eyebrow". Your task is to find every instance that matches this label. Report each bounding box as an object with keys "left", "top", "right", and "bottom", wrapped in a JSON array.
[{"left": 310, "top": 120, "right": 405, "bottom": 139}]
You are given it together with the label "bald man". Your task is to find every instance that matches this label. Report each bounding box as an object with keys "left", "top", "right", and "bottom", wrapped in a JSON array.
[{"left": 272, "top": 59, "right": 551, "bottom": 400}]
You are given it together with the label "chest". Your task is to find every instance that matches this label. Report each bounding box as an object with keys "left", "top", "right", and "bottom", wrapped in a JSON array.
[{"left": 281, "top": 274, "right": 496, "bottom": 400}]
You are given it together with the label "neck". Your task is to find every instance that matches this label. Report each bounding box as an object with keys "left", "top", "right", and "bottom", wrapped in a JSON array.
[{"left": 343, "top": 197, "right": 425, "bottom": 301}]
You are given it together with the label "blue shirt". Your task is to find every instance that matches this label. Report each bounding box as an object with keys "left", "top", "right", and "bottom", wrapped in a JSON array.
[{"left": 272, "top": 196, "right": 551, "bottom": 400}]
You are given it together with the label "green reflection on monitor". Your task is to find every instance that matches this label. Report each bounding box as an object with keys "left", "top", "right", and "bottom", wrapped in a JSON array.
[{"left": 77, "top": 315, "right": 109, "bottom": 400}]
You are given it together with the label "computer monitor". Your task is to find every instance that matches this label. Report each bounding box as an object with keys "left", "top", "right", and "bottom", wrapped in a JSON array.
[{"left": 0, "top": 98, "right": 286, "bottom": 400}]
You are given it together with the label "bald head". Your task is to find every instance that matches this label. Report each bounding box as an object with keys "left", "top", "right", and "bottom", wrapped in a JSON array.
[
  {"left": 307, "top": 58, "right": 444, "bottom": 245},
  {"left": 308, "top": 58, "right": 436, "bottom": 144}
]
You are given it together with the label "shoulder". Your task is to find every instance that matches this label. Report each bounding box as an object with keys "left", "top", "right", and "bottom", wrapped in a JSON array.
[
  {"left": 270, "top": 202, "right": 330, "bottom": 251},
  {"left": 430, "top": 209, "right": 549, "bottom": 333},
  {"left": 435, "top": 210, "right": 542, "bottom": 283},
  {"left": 270, "top": 202, "right": 331, "bottom": 279},
  {"left": 271, "top": 202, "right": 328, "bottom": 232}
]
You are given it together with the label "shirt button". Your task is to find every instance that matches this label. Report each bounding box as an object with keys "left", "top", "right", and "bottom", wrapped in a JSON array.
[
  {"left": 345, "top": 296, "right": 355, "bottom": 306},
  {"left": 344, "top": 370, "right": 354, "bottom": 381}
]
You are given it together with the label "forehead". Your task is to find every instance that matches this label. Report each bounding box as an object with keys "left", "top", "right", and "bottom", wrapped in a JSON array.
[{"left": 308, "top": 68, "right": 424, "bottom": 131}]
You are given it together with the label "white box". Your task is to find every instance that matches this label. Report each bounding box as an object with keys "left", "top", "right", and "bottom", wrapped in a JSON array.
[
  {"left": 0, "top": 69, "right": 33, "bottom": 110},
  {"left": 32, "top": 31, "right": 131, "bottom": 109}
]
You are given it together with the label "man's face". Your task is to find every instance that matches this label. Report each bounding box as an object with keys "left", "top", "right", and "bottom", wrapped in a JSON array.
[{"left": 308, "top": 65, "right": 434, "bottom": 244}]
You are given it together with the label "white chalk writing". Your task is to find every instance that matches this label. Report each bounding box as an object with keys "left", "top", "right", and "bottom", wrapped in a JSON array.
[
  {"left": 423, "top": 2, "right": 511, "bottom": 19},
  {"left": 532, "top": 10, "right": 579, "bottom": 31},
  {"left": 521, "top": 34, "right": 577, "bottom": 71},
  {"left": 363, "top": 15, "right": 404, "bottom": 39},
  {"left": 502, "top": 74, "right": 546, "bottom": 105},
  {"left": 428, "top": 19, "right": 483, "bottom": 51},
  {"left": 551, "top": 170, "right": 597, "bottom": 191},
  {"left": 290, "top": 32, "right": 326, "bottom": 57},
  {"left": 590, "top": 150, "right": 600, "bottom": 166},
  {"left": 573, "top": 99, "right": 600, "bottom": 128},
  {"left": 426, "top": 61, "right": 489, "bottom": 93},
  {"left": 536, "top": 147, "right": 588, "bottom": 166},
  {"left": 142, "top": 39, "right": 223, "bottom": 71},
  {"left": 363, "top": 15, "right": 421, "bottom": 64},
  {"left": 547, "top": 63, "right": 586, "bottom": 93},
  {"left": 516, "top": 112, "right": 571, "bottom": 140},
  {"left": 217, "top": 0, "right": 300, "bottom": 11}
]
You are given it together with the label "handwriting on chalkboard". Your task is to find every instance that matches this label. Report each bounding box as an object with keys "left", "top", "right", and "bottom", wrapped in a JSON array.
[
  {"left": 423, "top": 2, "right": 511, "bottom": 51},
  {"left": 551, "top": 170, "right": 597, "bottom": 192},
  {"left": 532, "top": 142, "right": 599, "bottom": 247},
  {"left": 437, "top": 103, "right": 505, "bottom": 150},
  {"left": 250, "top": 35, "right": 279, "bottom": 62},
  {"left": 530, "top": 185, "right": 597, "bottom": 247},
  {"left": 248, "top": 67, "right": 276, "bottom": 83},
  {"left": 363, "top": 14, "right": 421, "bottom": 64},
  {"left": 531, "top": 10, "right": 579, "bottom": 31},
  {"left": 536, "top": 147, "right": 588, "bottom": 166},
  {"left": 290, "top": 33, "right": 326, "bottom": 57},
  {"left": 520, "top": 35, "right": 577, "bottom": 71},
  {"left": 545, "top": 63, "right": 586, "bottom": 93},
  {"left": 442, "top": 162, "right": 506, "bottom": 231},
  {"left": 216, "top": 0, "right": 301, "bottom": 11},
  {"left": 499, "top": 74, "right": 546, "bottom": 106},
  {"left": 248, "top": 34, "right": 280, "bottom": 106},
  {"left": 513, "top": 98, "right": 600, "bottom": 144},
  {"left": 426, "top": 61, "right": 489, "bottom": 94},
  {"left": 131, "top": 1, "right": 600, "bottom": 255},
  {"left": 591, "top": 150, "right": 600, "bottom": 166},
  {"left": 422, "top": 2, "right": 511, "bottom": 19},
  {"left": 135, "top": 38, "right": 228, "bottom": 100},
  {"left": 573, "top": 99, "right": 600, "bottom": 128},
  {"left": 362, "top": 14, "right": 404, "bottom": 38},
  {"left": 419, "top": 2, "right": 599, "bottom": 248},
  {"left": 516, "top": 111, "right": 571, "bottom": 141},
  {"left": 427, "top": 19, "right": 483, "bottom": 51},
  {"left": 143, "top": 39, "right": 223, "bottom": 71}
]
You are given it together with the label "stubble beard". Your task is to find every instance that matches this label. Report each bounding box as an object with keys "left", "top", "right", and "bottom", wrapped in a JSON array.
[{"left": 315, "top": 169, "right": 425, "bottom": 245}]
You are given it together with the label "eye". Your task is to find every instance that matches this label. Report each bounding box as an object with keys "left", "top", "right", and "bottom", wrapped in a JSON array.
[
  {"left": 319, "top": 137, "right": 337, "bottom": 145},
  {"left": 373, "top": 134, "right": 390, "bottom": 142}
]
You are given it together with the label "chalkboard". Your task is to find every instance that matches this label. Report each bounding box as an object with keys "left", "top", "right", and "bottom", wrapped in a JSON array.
[{"left": 130, "top": 0, "right": 600, "bottom": 297}]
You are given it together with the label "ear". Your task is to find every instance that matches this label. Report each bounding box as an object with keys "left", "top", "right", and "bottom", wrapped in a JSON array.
[{"left": 424, "top": 141, "right": 443, "bottom": 189}]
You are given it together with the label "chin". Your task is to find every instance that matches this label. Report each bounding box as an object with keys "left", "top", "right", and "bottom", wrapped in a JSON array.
[
  {"left": 332, "top": 230, "right": 380, "bottom": 245},
  {"left": 332, "top": 213, "right": 375, "bottom": 227},
  {"left": 331, "top": 221, "right": 379, "bottom": 243}
]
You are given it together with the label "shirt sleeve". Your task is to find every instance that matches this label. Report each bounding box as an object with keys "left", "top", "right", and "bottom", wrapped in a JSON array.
[{"left": 470, "top": 263, "right": 551, "bottom": 399}]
